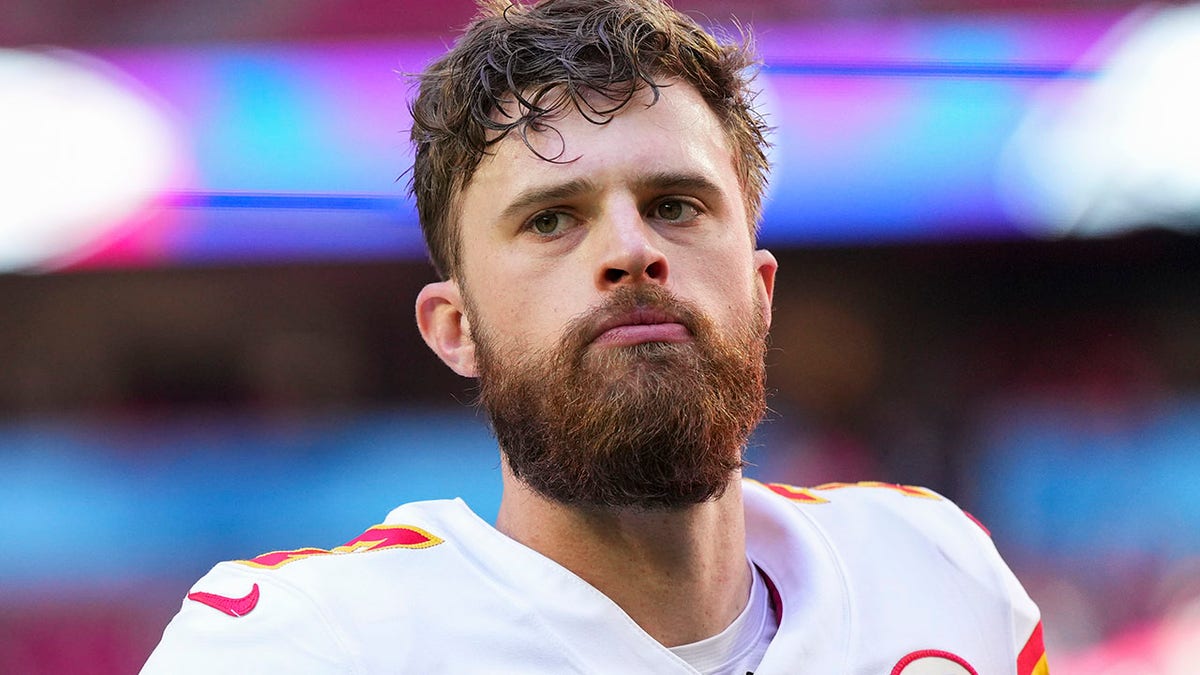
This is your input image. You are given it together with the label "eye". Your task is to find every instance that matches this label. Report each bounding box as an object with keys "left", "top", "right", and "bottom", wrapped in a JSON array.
[
  {"left": 652, "top": 199, "right": 699, "bottom": 223},
  {"left": 527, "top": 211, "right": 576, "bottom": 236}
]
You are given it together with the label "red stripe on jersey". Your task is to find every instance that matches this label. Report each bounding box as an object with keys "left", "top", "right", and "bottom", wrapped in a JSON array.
[
  {"left": 961, "top": 510, "right": 991, "bottom": 537},
  {"left": 238, "top": 525, "right": 443, "bottom": 569},
  {"left": 1017, "top": 621, "right": 1048, "bottom": 675},
  {"left": 242, "top": 547, "right": 330, "bottom": 569},
  {"left": 765, "top": 482, "right": 829, "bottom": 504},
  {"left": 340, "top": 525, "right": 442, "bottom": 551}
]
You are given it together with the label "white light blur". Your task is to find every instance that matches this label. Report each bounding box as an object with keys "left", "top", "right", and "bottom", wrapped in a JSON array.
[
  {"left": 0, "top": 48, "right": 179, "bottom": 271},
  {"left": 999, "top": 4, "right": 1200, "bottom": 236}
]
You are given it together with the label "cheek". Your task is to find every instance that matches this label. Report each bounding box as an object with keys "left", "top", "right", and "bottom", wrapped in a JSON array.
[
  {"left": 475, "top": 279, "right": 577, "bottom": 351},
  {"left": 685, "top": 247, "right": 759, "bottom": 313},
  {"left": 466, "top": 243, "right": 596, "bottom": 349}
]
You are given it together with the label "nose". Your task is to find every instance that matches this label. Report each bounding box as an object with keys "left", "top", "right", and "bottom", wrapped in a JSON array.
[{"left": 595, "top": 208, "right": 669, "bottom": 289}]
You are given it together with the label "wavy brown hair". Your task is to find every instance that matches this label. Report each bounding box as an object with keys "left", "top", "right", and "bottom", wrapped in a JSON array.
[{"left": 408, "top": 0, "right": 769, "bottom": 279}]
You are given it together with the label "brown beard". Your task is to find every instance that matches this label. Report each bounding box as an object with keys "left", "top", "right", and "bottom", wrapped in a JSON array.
[{"left": 469, "top": 284, "right": 768, "bottom": 510}]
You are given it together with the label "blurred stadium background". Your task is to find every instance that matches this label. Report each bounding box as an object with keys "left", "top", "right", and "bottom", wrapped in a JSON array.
[{"left": 2, "top": 0, "right": 1199, "bottom": 672}]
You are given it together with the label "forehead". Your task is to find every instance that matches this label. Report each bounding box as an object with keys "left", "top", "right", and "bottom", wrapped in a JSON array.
[{"left": 463, "top": 81, "right": 739, "bottom": 214}]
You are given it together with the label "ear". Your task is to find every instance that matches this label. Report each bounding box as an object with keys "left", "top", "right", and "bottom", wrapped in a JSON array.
[
  {"left": 753, "top": 248, "right": 778, "bottom": 330},
  {"left": 415, "top": 280, "right": 479, "bottom": 378}
]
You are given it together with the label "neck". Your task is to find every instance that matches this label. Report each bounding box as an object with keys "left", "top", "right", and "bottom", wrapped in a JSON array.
[{"left": 495, "top": 465, "right": 752, "bottom": 647}]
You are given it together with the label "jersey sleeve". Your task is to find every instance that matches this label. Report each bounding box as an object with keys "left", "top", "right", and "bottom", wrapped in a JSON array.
[
  {"left": 941, "top": 495, "right": 1048, "bottom": 674},
  {"left": 755, "top": 480, "right": 1049, "bottom": 672},
  {"left": 141, "top": 562, "right": 358, "bottom": 675}
]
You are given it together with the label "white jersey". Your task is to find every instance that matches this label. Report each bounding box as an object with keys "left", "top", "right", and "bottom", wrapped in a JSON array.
[{"left": 142, "top": 480, "right": 1048, "bottom": 674}]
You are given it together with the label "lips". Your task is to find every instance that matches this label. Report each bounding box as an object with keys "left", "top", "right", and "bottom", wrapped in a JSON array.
[{"left": 591, "top": 307, "right": 692, "bottom": 347}]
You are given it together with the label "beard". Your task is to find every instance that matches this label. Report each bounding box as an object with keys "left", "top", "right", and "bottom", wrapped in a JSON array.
[{"left": 469, "top": 284, "right": 768, "bottom": 511}]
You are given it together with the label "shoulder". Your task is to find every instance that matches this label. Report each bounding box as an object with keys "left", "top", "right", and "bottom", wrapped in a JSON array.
[
  {"left": 744, "top": 478, "right": 1033, "bottom": 608},
  {"left": 746, "top": 478, "right": 1011, "bottom": 586},
  {"left": 745, "top": 479, "right": 1045, "bottom": 667},
  {"left": 143, "top": 500, "right": 472, "bottom": 674},
  {"left": 746, "top": 479, "right": 991, "bottom": 550}
]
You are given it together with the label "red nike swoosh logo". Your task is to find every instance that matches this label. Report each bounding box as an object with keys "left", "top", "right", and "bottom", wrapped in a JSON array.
[{"left": 187, "top": 583, "right": 260, "bottom": 617}]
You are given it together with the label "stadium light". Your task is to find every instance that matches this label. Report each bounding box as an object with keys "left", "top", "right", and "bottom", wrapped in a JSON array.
[{"left": 0, "top": 48, "right": 180, "bottom": 272}]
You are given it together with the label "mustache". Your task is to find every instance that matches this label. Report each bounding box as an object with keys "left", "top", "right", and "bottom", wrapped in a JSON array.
[{"left": 560, "top": 285, "right": 706, "bottom": 352}]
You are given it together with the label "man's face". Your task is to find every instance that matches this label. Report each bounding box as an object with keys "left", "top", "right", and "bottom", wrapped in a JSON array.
[{"left": 425, "top": 80, "right": 777, "bottom": 508}]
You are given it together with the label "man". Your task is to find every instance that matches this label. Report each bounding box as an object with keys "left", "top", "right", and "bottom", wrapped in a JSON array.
[{"left": 143, "top": 1, "right": 1048, "bottom": 673}]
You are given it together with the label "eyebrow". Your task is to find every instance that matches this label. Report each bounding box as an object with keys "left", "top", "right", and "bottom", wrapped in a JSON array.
[
  {"left": 497, "top": 171, "right": 725, "bottom": 223},
  {"left": 498, "top": 177, "right": 599, "bottom": 223},
  {"left": 631, "top": 171, "right": 725, "bottom": 198}
]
